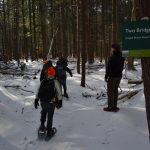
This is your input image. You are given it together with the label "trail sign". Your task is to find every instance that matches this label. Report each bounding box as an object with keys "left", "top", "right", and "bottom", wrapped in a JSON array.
[{"left": 122, "top": 20, "right": 150, "bottom": 57}]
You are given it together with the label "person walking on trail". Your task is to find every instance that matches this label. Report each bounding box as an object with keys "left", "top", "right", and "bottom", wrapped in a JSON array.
[
  {"left": 40, "top": 59, "right": 62, "bottom": 106},
  {"left": 34, "top": 66, "right": 62, "bottom": 139},
  {"left": 56, "top": 57, "right": 72, "bottom": 98},
  {"left": 103, "top": 43, "right": 125, "bottom": 112}
]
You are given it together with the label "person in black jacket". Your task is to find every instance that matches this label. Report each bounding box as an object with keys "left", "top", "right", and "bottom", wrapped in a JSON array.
[
  {"left": 103, "top": 43, "right": 125, "bottom": 112},
  {"left": 56, "top": 57, "right": 72, "bottom": 98},
  {"left": 40, "top": 60, "right": 56, "bottom": 82},
  {"left": 35, "top": 67, "right": 62, "bottom": 139}
]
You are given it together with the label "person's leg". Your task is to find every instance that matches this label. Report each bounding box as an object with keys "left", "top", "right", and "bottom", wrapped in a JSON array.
[
  {"left": 46, "top": 103, "right": 55, "bottom": 135},
  {"left": 40, "top": 103, "right": 47, "bottom": 130},
  {"left": 62, "top": 80, "right": 67, "bottom": 94},
  {"left": 62, "top": 79, "right": 68, "bottom": 98},
  {"left": 113, "top": 78, "right": 121, "bottom": 108},
  {"left": 107, "top": 78, "right": 116, "bottom": 108}
]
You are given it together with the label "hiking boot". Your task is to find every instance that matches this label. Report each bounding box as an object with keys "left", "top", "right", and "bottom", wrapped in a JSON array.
[
  {"left": 112, "top": 107, "right": 120, "bottom": 112},
  {"left": 63, "top": 93, "right": 69, "bottom": 98},
  {"left": 103, "top": 107, "right": 113, "bottom": 112},
  {"left": 46, "top": 127, "right": 57, "bottom": 137},
  {"left": 103, "top": 107, "right": 120, "bottom": 112},
  {"left": 39, "top": 124, "right": 46, "bottom": 131}
]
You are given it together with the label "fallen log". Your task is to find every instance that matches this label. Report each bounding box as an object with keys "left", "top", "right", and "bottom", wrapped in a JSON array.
[
  {"left": 128, "top": 80, "right": 143, "bottom": 84},
  {"left": 118, "top": 89, "right": 141, "bottom": 101},
  {"left": 4, "top": 85, "right": 34, "bottom": 93}
]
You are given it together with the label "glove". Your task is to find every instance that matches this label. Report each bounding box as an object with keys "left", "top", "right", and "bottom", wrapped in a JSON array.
[
  {"left": 34, "top": 99, "right": 39, "bottom": 109},
  {"left": 70, "top": 73, "right": 73, "bottom": 77},
  {"left": 56, "top": 100, "right": 62, "bottom": 109},
  {"left": 104, "top": 75, "right": 108, "bottom": 82},
  {"left": 105, "top": 77, "right": 108, "bottom": 82}
]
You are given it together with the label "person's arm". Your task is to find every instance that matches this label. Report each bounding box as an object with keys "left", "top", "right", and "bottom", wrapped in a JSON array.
[
  {"left": 40, "top": 63, "right": 47, "bottom": 81},
  {"left": 54, "top": 80, "right": 63, "bottom": 108},
  {"left": 55, "top": 80, "right": 62, "bottom": 100},
  {"left": 40, "top": 69, "right": 45, "bottom": 81},
  {"left": 105, "top": 57, "right": 114, "bottom": 81},
  {"left": 34, "top": 85, "right": 40, "bottom": 109},
  {"left": 65, "top": 66, "right": 72, "bottom": 77}
]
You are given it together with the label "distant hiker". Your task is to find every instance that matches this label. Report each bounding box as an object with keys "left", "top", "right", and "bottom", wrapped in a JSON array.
[
  {"left": 103, "top": 43, "right": 125, "bottom": 112},
  {"left": 40, "top": 60, "right": 55, "bottom": 82},
  {"left": 56, "top": 57, "right": 72, "bottom": 98},
  {"left": 34, "top": 67, "right": 62, "bottom": 138}
]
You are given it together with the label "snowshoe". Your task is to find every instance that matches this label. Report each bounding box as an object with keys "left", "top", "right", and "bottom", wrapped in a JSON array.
[
  {"left": 38, "top": 125, "right": 46, "bottom": 140},
  {"left": 45, "top": 127, "right": 57, "bottom": 141}
]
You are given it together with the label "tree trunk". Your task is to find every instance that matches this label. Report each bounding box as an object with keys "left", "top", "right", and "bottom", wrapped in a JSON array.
[
  {"left": 13, "top": 0, "right": 20, "bottom": 65},
  {"left": 21, "top": 0, "right": 28, "bottom": 61},
  {"left": 39, "top": 0, "right": 48, "bottom": 59},
  {"left": 80, "top": 0, "right": 86, "bottom": 87},
  {"left": 32, "top": 0, "right": 37, "bottom": 60},
  {"left": 77, "top": 0, "right": 80, "bottom": 74},
  {"left": 140, "top": 0, "right": 150, "bottom": 139},
  {"left": 28, "top": 0, "right": 33, "bottom": 61},
  {"left": 127, "top": 0, "right": 138, "bottom": 70},
  {"left": 112, "top": 0, "right": 117, "bottom": 43},
  {"left": 132, "top": 0, "right": 150, "bottom": 138},
  {"left": 101, "top": 0, "right": 107, "bottom": 68}
]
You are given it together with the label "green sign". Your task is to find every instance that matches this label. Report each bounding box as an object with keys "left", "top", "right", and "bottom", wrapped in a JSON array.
[{"left": 122, "top": 20, "right": 150, "bottom": 57}]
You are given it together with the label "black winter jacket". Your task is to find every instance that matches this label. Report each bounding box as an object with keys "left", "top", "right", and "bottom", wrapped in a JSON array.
[
  {"left": 56, "top": 59, "right": 72, "bottom": 80},
  {"left": 105, "top": 51, "right": 125, "bottom": 79}
]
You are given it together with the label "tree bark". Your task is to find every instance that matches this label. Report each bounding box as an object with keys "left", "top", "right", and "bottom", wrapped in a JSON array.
[
  {"left": 140, "top": 0, "right": 150, "bottom": 139},
  {"left": 80, "top": 0, "right": 86, "bottom": 87},
  {"left": 112, "top": 0, "right": 117, "bottom": 43},
  {"left": 77, "top": 0, "right": 80, "bottom": 74},
  {"left": 132, "top": 0, "right": 150, "bottom": 138}
]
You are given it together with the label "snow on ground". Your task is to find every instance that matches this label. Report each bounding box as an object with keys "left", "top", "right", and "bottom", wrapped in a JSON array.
[{"left": 0, "top": 60, "right": 149, "bottom": 150}]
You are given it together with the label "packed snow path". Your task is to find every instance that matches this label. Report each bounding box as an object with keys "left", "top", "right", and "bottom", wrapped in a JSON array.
[{"left": 0, "top": 61, "right": 149, "bottom": 150}]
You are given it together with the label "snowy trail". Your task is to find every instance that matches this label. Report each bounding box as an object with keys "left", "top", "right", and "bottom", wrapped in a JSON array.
[
  {"left": 28, "top": 99, "right": 149, "bottom": 150},
  {"left": 0, "top": 61, "right": 150, "bottom": 150}
]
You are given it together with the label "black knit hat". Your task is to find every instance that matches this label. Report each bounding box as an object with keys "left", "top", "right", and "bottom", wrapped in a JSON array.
[
  {"left": 47, "top": 60, "right": 52, "bottom": 66},
  {"left": 111, "top": 43, "right": 120, "bottom": 52}
]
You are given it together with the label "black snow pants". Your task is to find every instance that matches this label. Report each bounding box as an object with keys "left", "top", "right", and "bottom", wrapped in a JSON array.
[
  {"left": 40, "top": 102, "right": 55, "bottom": 132},
  {"left": 107, "top": 77, "right": 121, "bottom": 108}
]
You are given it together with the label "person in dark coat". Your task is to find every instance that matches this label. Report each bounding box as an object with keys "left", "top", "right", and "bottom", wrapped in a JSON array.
[
  {"left": 34, "top": 67, "right": 62, "bottom": 138},
  {"left": 40, "top": 60, "right": 55, "bottom": 82},
  {"left": 56, "top": 57, "right": 72, "bottom": 98},
  {"left": 40, "top": 60, "right": 52, "bottom": 82},
  {"left": 103, "top": 43, "right": 125, "bottom": 112}
]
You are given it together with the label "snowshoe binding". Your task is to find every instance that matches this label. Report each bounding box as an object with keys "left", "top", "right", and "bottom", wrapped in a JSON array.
[
  {"left": 38, "top": 125, "right": 46, "bottom": 140},
  {"left": 45, "top": 127, "right": 57, "bottom": 141}
]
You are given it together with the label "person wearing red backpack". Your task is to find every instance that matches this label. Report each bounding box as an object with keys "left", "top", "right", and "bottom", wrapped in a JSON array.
[
  {"left": 34, "top": 67, "right": 62, "bottom": 140},
  {"left": 40, "top": 60, "right": 55, "bottom": 82}
]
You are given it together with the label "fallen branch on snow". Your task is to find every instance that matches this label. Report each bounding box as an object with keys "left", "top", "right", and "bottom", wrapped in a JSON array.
[{"left": 118, "top": 89, "right": 141, "bottom": 101}]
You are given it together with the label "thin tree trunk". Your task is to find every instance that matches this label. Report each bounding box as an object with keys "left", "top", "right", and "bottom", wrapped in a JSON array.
[
  {"left": 21, "top": 0, "right": 28, "bottom": 61},
  {"left": 80, "top": 0, "right": 86, "bottom": 87},
  {"left": 13, "top": 0, "right": 20, "bottom": 65},
  {"left": 131, "top": 0, "right": 150, "bottom": 138},
  {"left": 28, "top": 0, "right": 33, "bottom": 61},
  {"left": 112, "top": 0, "right": 117, "bottom": 43},
  {"left": 77, "top": 0, "right": 80, "bottom": 74},
  {"left": 39, "top": 0, "right": 48, "bottom": 59},
  {"left": 32, "top": 0, "right": 37, "bottom": 60},
  {"left": 101, "top": 0, "right": 107, "bottom": 67}
]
